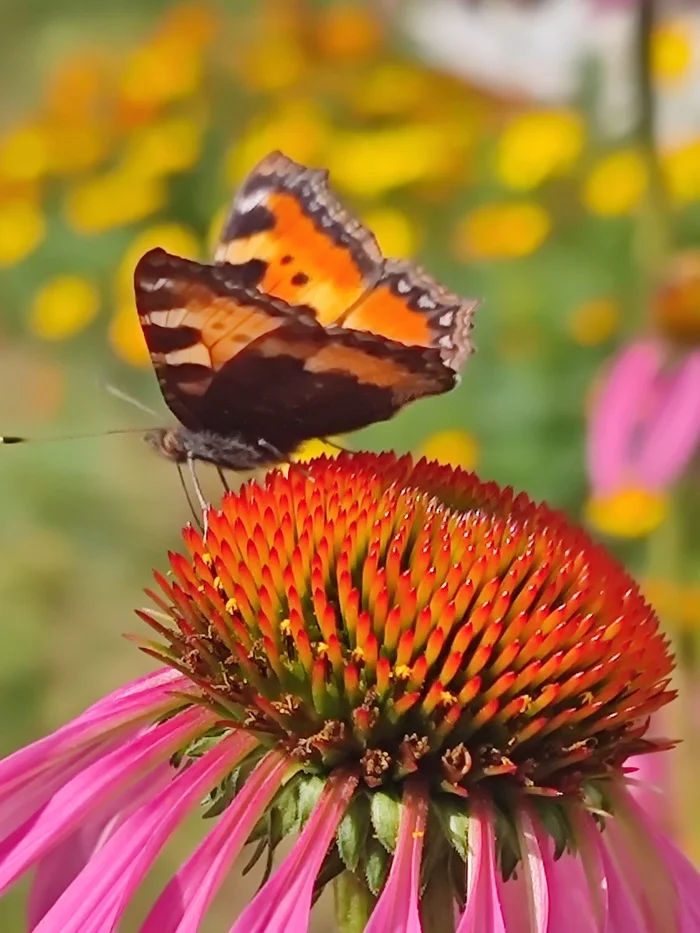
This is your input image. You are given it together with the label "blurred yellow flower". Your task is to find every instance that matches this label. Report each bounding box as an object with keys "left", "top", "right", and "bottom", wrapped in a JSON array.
[
  {"left": 314, "top": 2, "right": 384, "bottom": 61},
  {"left": 350, "top": 63, "right": 438, "bottom": 119},
  {"left": 0, "top": 200, "right": 45, "bottom": 266},
  {"left": 651, "top": 21, "right": 694, "bottom": 85},
  {"left": 418, "top": 429, "right": 479, "bottom": 471},
  {"left": 662, "top": 139, "right": 700, "bottom": 205},
  {"left": 291, "top": 438, "right": 343, "bottom": 463},
  {"left": 29, "top": 276, "right": 100, "bottom": 340},
  {"left": 226, "top": 101, "right": 330, "bottom": 183},
  {"left": 581, "top": 150, "right": 647, "bottom": 216},
  {"left": 109, "top": 306, "right": 151, "bottom": 367},
  {"left": 239, "top": 36, "right": 307, "bottom": 93},
  {"left": 568, "top": 298, "right": 621, "bottom": 346},
  {"left": 65, "top": 172, "right": 166, "bottom": 234},
  {"left": 160, "top": 1, "right": 220, "bottom": 48},
  {"left": 455, "top": 202, "right": 551, "bottom": 260},
  {"left": 497, "top": 110, "right": 584, "bottom": 190},
  {"left": 362, "top": 206, "right": 419, "bottom": 257},
  {"left": 585, "top": 487, "right": 667, "bottom": 538},
  {"left": 327, "top": 124, "right": 461, "bottom": 197},
  {"left": 45, "top": 124, "right": 109, "bottom": 175},
  {"left": 119, "top": 36, "right": 202, "bottom": 109},
  {"left": 43, "top": 53, "right": 109, "bottom": 124},
  {"left": 121, "top": 116, "right": 204, "bottom": 177},
  {"left": 0, "top": 124, "right": 48, "bottom": 182}
]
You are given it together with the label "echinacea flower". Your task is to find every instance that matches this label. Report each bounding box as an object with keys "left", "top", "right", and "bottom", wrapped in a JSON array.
[
  {"left": 1, "top": 451, "right": 698, "bottom": 932},
  {"left": 586, "top": 339, "right": 700, "bottom": 537}
]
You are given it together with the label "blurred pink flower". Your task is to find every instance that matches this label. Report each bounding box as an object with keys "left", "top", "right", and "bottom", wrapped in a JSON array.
[
  {"left": 588, "top": 339, "right": 700, "bottom": 494},
  {"left": 586, "top": 339, "right": 700, "bottom": 535}
]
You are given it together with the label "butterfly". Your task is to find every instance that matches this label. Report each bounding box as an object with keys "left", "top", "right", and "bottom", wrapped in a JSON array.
[{"left": 134, "top": 151, "right": 479, "bottom": 479}]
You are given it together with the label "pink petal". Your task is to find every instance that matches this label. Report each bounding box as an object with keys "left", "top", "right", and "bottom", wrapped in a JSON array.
[
  {"left": 602, "top": 786, "right": 682, "bottom": 932},
  {"left": 0, "top": 706, "right": 213, "bottom": 896},
  {"left": 364, "top": 780, "right": 428, "bottom": 933},
  {"left": 0, "top": 668, "right": 188, "bottom": 800},
  {"left": 140, "top": 750, "right": 294, "bottom": 933},
  {"left": 536, "top": 821, "right": 604, "bottom": 933},
  {"left": 228, "top": 771, "right": 359, "bottom": 933},
  {"left": 636, "top": 351, "right": 700, "bottom": 488},
  {"left": 28, "top": 761, "right": 175, "bottom": 930},
  {"left": 457, "top": 801, "right": 506, "bottom": 933},
  {"left": 33, "top": 730, "right": 258, "bottom": 933},
  {"left": 587, "top": 341, "right": 663, "bottom": 493},
  {"left": 498, "top": 810, "right": 548, "bottom": 933},
  {"left": 615, "top": 794, "right": 700, "bottom": 931}
]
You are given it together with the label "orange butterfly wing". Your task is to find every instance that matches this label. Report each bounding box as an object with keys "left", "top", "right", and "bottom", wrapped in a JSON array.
[{"left": 215, "top": 151, "right": 477, "bottom": 370}]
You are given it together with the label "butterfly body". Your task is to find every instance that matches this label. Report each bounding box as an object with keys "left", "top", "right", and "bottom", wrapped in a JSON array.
[
  {"left": 134, "top": 152, "right": 479, "bottom": 472},
  {"left": 144, "top": 427, "right": 279, "bottom": 471}
]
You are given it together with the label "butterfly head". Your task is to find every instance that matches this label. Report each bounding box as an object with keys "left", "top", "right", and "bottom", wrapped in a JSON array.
[{"left": 144, "top": 427, "right": 189, "bottom": 464}]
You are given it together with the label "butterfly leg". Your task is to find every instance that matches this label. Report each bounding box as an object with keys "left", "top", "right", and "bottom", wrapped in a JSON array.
[
  {"left": 176, "top": 462, "right": 204, "bottom": 532},
  {"left": 216, "top": 466, "right": 231, "bottom": 494},
  {"left": 187, "top": 454, "right": 210, "bottom": 536}
]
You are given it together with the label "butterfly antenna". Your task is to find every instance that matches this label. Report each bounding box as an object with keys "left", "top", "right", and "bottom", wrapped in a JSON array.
[
  {"left": 0, "top": 427, "right": 153, "bottom": 445},
  {"left": 102, "top": 382, "right": 159, "bottom": 417}
]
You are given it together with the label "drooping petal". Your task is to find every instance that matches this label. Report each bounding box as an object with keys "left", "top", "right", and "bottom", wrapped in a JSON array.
[
  {"left": 228, "top": 771, "right": 359, "bottom": 933},
  {"left": 0, "top": 707, "right": 213, "bottom": 898},
  {"left": 140, "top": 750, "right": 295, "bottom": 933},
  {"left": 602, "top": 786, "right": 681, "bottom": 933},
  {"left": 537, "top": 817, "right": 605, "bottom": 933},
  {"left": 587, "top": 341, "right": 662, "bottom": 493},
  {"left": 636, "top": 351, "right": 700, "bottom": 488},
  {"left": 32, "top": 730, "right": 258, "bottom": 933},
  {"left": 364, "top": 780, "right": 428, "bottom": 933},
  {"left": 456, "top": 802, "right": 506, "bottom": 933},
  {"left": 617, "top": 794, "right": 700, "bottom": 931},
  {"left": 28, "top": 761, "right": 176, "bottom": 930},
  {"left": 0, "top": 668, "right": 188, "bottom": 801},
  {"left": 498, "top": 809, "right": 548, "bottom": 933}
]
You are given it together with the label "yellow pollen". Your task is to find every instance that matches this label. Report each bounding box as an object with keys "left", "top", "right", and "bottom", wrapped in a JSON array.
[
  {"left": 520, "top": 695, "right": 533, "bottom": 711},
  {"left": 225, "top": 598, "right": 238, "bottom": 614},
  {"left": 280, "top": 618, "right": 292, "bottom": 635},
  {"left": 201, "top": 553, "right": 213, "bottom": 566},
  {"left": 197, "top": 585, "right": 205, "bottom": 594},
  {"left": 439, "top": 690, "right": 458, "bottom": 707},
  {"left": 351, "top": 647, "right": 365, "bottom": 664},
  {"left": 412, "top": 830, "right": 425, "bottom": 840},
  {"left": 395, "top": 665, "right": 412, "bottom": 681},
  {"left": 315, "top": 642, "right": 329, "bottom": 658},
  {"left": 213, "top": 577, "right": 223, "bottom": 591},
  {"left": 582, "top": 691, "right": 594, "bottom": 705}
]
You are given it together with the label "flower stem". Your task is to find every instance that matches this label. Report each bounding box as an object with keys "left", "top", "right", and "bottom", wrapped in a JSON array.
[
  {"left": 334, "top": 871, "right": 375, "bottom": 933},
  {"left": 419, "top": 866, "right": 457, "bottom": 933},
  {"left": 633, "top": 0, "right": 671, "bottom": 314}
]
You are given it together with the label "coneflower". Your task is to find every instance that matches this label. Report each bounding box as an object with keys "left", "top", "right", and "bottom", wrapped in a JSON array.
[{"left": 1, "top": 452, "right": 697, "bottom": 933}]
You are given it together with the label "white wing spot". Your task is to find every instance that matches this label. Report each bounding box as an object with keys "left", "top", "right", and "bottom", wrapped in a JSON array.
[
  {"left": 418, "top": 294, "right": 437, "bottom": 310},
  {"left": 438, "top": 311, "right": 454, "bottom": 326},
  {"left": 396, "top": 279, "right": 411, "bottom": 294},
  {"left": 439, "top": 335, "right": 453, "bottom": 349}
]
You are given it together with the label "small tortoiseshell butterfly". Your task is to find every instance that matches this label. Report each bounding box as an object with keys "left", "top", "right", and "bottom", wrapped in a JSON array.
[{"left": 135, "top": 151, "right": 479, "bottom": 473}]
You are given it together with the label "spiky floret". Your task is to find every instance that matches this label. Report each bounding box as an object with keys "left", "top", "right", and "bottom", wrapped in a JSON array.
[{"left": 138, "top": 452, "right": 673, "bottom": 800}]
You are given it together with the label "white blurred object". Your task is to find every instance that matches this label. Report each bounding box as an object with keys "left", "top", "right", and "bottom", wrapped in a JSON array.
[
  {"left": 404, "top": 0, "right": 594, "bottom": 103},
  {"left": 404, "top": 0, "right": 700, "bottom": 144}
]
